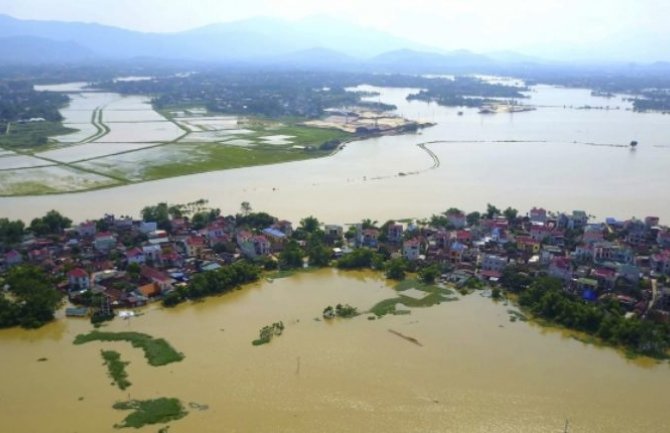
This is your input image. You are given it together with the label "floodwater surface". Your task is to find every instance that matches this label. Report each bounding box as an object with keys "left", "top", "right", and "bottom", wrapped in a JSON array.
[{"left": 0, "top": 270, "right": 668, "bottom": 433}]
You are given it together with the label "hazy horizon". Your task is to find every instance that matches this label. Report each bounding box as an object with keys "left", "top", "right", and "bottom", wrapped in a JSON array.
[{"left": 1, "top": 1, "right": 669, "bottom": 62}]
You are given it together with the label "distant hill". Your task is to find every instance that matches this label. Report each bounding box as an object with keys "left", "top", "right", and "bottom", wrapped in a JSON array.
[
  {"left": 0, "top": 14, "right": 432, "bottom": 63},
  {"left": 369, "top": 49, "right": 495, "bottom": 72},
  {"left": 0, "top": 36, "right": 95, "bottom": 64}
]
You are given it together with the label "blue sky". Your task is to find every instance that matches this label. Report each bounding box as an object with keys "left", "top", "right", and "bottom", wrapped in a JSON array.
[{"left": 1, "top": 0, "right": 667, "bottom": 60}]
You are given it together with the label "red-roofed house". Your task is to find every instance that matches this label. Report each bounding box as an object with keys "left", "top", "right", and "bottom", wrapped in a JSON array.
[
  {"left": 68, "top": 268, "right": 90, "bottom": 291},
  {"left": 185, "top": 236, "right": 206, "bottom": 257},
  {"left": 126, "top": 247, "right": 145, "bottom": 265},
  {"left": 76, "top": 220, "right": 97, "bottom": 238},
  {"left": 548, "top": 257, "right": 572, "bottom": 281},
  {"left": 140, "top": 266, "right": 174, "bottom": 292}
]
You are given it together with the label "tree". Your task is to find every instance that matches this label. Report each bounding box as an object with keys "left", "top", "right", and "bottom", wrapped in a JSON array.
[
  {"left": 2, "top": 265, "right": 62, "bottom": 328},
  {"left": 503, "top": 207, "right": 518, "bottom": 223},
  {"left": 29, "top": 210, "right": 72, "bottom": 235},
  {"left": 485, "top": 204, "right": 500, "bottom": 219},
  {"left": 300, "top": 216, "right": 321, "bottom": 234},
  {"left": 307, "top": 238, "right": 331, "bottom": 267},
  {"left": 240, "top": 201, "right": 252, "bottom": 216},
  {"left": 385, "top": 258, "right": 407, "bottom": 280},
  {"left": 279, "top": 241, "right": 304, "bottom": 269},
  {"left": 419, "top": 264, "right": 440, "bottom": 284},
  {"left": 0, "top": 218, "right": 25, "bottom": 244},
  {"left": 466, "top": 211, "right": 481, "bottom": 226},
  {"left": 141, "top": 203, "right": 171, "bottom": 231}
]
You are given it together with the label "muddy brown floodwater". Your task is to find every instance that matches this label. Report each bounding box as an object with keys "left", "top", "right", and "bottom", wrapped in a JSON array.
[{"left": 1, "top": 269, "right": 669, "bottom": 433}]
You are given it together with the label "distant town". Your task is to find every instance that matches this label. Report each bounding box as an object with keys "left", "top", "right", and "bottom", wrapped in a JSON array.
[{"left": 2, "top": 201, "right": 669, "bottom": 356}]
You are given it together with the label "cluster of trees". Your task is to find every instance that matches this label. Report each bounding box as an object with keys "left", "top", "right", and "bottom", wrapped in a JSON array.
[
  {"left": 504, "top": 273, "right": 670, "bottom": 357},
  {"left": 162, "top": 261, "right": 261, "bottom": 307},
  {"left": 0, "top": 265, "right": 63, "bottom": 328},
  {"left": 0, "top": 80, "right": 68, "bottom": 127},
  {"left": 95, "top": 70, "right": 531, "bottom": 119},
  {"left": 278, "top": 216, "right": 334, "bottom": 269},
  {"left": 0, "top": 210, "right": 73, "bottom": 245}
]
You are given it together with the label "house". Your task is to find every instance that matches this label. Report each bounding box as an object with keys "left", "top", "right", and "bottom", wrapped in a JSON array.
[
  {"left": 273, "top": 220, "right": 293, "bottom": 237},
  {"left": 645, "top": 216, "right": 660, "bottom": 228},
  {"left": 142, "top": 245, "right": 162, "bottom": 264},
  {"left": 403, "top": 238, "right": 421, "bottom": 261},
  {"left": 529, "top": 207, "right": 547, "bottom": 223},
  {"left": 481, "top": 254, "right": 507, "bottom": 277},
  {"left": 125, "top": 247, "right": 145, "bottom": 265},
  {"left": 140, "top": 266, "right": 174, "bottom": 292},
  {"left": 94, "top": 232, "right": 117, "bottom": 252},
  {"left": 3, "top": 250, "right": 23, "bottom": 268},
  {"left": 237, "top": 231, "right": 271, "bottom": 259},
  {"left": 139, "top": 221, "right": 158, "bottom": 234},
  {"left": 651, "top": 250, "right": 670, "bottom": 275},
  {"left": 67, "top": 268, "right": 90, "bottom": 291},
  {"left": 358, "top": 228, "right": 379, "bottom": 248},
  {"left": 575, "top": 278, "right": 599, "bottom": 300},
  {"left": 548, "top": 257, "right": 572, "bottom": 282},
  {"left": 591, "top": 266, "right": 617, "bottom": 290},
  {"left": 516, "top": 236, "right": 540, "bottom": 254},
  {"left": 657, "top": 230, "right": 670, "bottom": 248},
  {"left": 76, "top": 221, "right": 97, "bottom": 238},
  {"left": 593, "top": 242, "right": 634, "bottom": 264},
  {"left": 569, "top": 210, "right": 589, "bottom": 230},
  {"left": 324, "top": 225, "right": 343, "bottom": 240},
  {"left": 160, "top": 248, "right": 183, "bottom": 267},
  {"left": 446, "top": 210, "right": 466, "bottom": 229},
  {"left": 448, "top": 242, "right": 467, "bottom": 264},
  {"left": 138, "top": 282, "right": 161, "bottom": 298},
  {"left": 388, "top": 223, "right": 404, "bottom": 242},
  {"left": 184, "top": 236, "right": 206, "bottom": 258},
  {"left": 582, "top": 224, "right": 604, "bottom": 244},
  {"left": 28, "top": 247, "right": 51, "bottom": 263}
]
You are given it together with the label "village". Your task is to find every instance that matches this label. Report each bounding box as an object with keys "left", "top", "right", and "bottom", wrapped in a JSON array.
[{"left": 1, "top": 204, "right": 670, "bottom": 327}]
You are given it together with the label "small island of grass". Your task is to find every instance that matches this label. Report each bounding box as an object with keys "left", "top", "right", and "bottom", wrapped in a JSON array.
[
  {"left": 322, "top": 303, "right": 358, "bottom": 319},
  {"left": 101, "top": 350, "right": 131, "bottom": 390},
  {"left": 112, "top": 398, "right": 187, "bottom": 429},
  {"left": 370, "top": 278, "right": 458, "bottom": 317},
  {"left": 73, "top": 331, "right": 184, "bottom": 366}
]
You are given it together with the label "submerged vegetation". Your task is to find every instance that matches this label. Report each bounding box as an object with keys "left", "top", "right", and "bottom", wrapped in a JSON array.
[
  {"left": 73, "top": 331, "right": 185, "bottom": 366},
  {"left": 112, "top": 398, "right": 188, "bottom": 429},
  {"left": 370, "top": 278, "right": 458, "bottom": 317},
  {"left": 252, "top": 321, "right": 285, "bottom": 346},
  {"left": 101, "top": 350, "right": 131, "bottom": 390},
  {"left": 323, "top": 303, "right": 359, "bottom": 319}
]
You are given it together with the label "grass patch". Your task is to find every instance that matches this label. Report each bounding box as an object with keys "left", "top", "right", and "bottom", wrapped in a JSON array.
[
  {"left": 101, "top": 350, "right": 131, "bottom": 390},
  {"left": 113, "top": 398, "right": 187, "bottom": 429},
  {"left": 0, "top": 121, "right": 76, "bottom": 150},
  {"left": 73, "top": 331, "right": 184, "bottom": 366},
  {"left": 370, "top": 277, "right": 458, "bottom": 316}
]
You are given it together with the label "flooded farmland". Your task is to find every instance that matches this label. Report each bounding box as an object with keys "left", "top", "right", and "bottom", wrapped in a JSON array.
[
  {"left": 0, "top": 269, "right": 668, "bottom": 433},
  {"left": 2, "top": 81, "right": 670, "bottom": 224}
]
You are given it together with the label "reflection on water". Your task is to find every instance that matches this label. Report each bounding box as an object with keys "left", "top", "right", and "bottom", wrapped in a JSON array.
[{"left": 0, "top": 269, "right": 668, "bottom": 433}]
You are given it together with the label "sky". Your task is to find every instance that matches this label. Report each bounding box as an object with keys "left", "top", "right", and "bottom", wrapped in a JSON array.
[{"left": 1, "top": 0, "right": 668, "bottom": 60}]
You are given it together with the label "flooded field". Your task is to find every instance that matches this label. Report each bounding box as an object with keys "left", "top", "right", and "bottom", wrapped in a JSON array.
[
  {"left": 3, "top": 80, "right": 669, "bottom": 222},
  {"left": 0, "top": 269, "right": 668, "bottom": 433}
]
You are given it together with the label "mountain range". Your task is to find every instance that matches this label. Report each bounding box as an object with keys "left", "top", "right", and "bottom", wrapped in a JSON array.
[
  {"left": 1, "top": 13, "right": 666, "bottom": 71},
  {"left": 0, "top": 13, "right": 527, "bottom": 71}
]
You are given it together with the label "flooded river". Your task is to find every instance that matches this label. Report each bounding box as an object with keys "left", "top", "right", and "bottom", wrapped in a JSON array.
[
  {"left": 1, "top": 269, "right": 669, "bottom": 433},
  {"left": 3, "top": 82, "right": 670, "bottom": 223}
]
